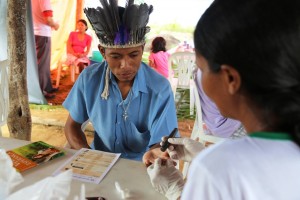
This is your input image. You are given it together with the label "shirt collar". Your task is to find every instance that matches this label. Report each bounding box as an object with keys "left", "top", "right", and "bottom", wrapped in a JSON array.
[{"left": 249, "top": 132, "right": 292, "bottom": 140}]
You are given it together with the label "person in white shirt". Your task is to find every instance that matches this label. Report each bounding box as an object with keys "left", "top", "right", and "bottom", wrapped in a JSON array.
[
  {"left": 147, "top": 0, "right": 300, "bottom": 199},
  {"left": 31, "top": 0, "right": 59, "bottom": 99}
]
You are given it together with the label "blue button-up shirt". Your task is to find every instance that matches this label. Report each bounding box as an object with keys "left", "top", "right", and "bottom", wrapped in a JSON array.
[{"left": 63, "top": 61, "right": 178, "bottom": 161}]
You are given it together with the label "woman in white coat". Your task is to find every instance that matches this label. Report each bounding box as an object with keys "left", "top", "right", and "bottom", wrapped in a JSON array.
[{"left": 147, "top": 0, "right": 300, "bottom": 199}]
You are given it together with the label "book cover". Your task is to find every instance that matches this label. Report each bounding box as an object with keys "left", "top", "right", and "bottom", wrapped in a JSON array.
[{"left": 6, "top": 141, "right": 65, "bottom": 172}]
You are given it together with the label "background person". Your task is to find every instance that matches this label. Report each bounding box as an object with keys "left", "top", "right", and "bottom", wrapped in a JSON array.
[
  {"left": 148, "top": 37, "right": 170, "bottom": 78},
  {"left": 66, "top": 19, "right": 92, "bottom": 73},
  {"left": 147, "top": 0, "right": 300, "bottom": 199},
  {"left": 31, "top": 0, "right": 59, "bottom": 99},
  {"left": 63, "top": 1, "right": 178, "bottom": 162},
  {"left": 194, "top": 68, "right": 246, "bottom": 139}
]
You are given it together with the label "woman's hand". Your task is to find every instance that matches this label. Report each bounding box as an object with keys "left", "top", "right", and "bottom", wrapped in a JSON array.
[{"left": 147, "top": 158, "right": 184, "bottom": 200}]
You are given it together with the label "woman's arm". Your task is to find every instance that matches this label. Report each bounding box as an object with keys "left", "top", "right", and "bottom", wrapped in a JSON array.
[
  {"left": 149, "top": 59, "right": 156, "bottom": 68},
  {"left": 83, "top": 36, "right": 92, "bottom": 57},
  {"left": 66, "top": 33, "right": 77, "bottom": 56}
]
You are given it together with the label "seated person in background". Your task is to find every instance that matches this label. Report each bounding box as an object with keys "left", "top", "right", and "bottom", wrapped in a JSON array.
[
  {"left": 66, "top": 19, "right": 92, "bottom": 73},
  {"left": 195, "top": 68, "right": 246, "bottom": 139},
  {"left": 147, "top": 0, "right": 300, "bottom": 199},
  {"left": 63, "top": 1, "right": 178, "bottom": 162},
  {"left": 148, "top": 37, "right": 170, "bottom": 78}
]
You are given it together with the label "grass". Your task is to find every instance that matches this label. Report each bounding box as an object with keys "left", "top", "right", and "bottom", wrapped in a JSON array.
[
  {"left": 29, "top": 104, "right": 63, "bottom": 111},
  {"left": 175, "top": 88, "right": 195, "bottom": 120}
]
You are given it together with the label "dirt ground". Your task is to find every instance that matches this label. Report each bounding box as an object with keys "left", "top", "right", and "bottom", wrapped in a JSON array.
[{"left": 1, "top": 69, "right": 194, "bottom": 147}]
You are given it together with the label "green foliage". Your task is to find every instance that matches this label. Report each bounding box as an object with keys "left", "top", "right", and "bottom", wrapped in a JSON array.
[
  {"left": 175, "top": 88, "right": 195, "bottom": 120},
  {"left": 142, "top": 51, "right": 150, "bottom": 63},
  {"left": 29, "top": 104, "right": 63, "bottom": 111},
  {"left": 150, "top": 23, "right": 194, "bottom": 34}
]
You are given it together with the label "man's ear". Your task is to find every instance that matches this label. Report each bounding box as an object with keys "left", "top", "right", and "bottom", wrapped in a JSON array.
[
  {"left": 220, "top": 65, "right": 241, "bottom": 95},
  {"left": 98, "top": 44, "right": 105, "bottom": 58}
]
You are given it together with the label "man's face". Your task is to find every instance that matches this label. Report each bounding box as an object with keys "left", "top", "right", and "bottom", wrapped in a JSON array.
[{"left": 100, "top": 45, "right": 144, "bottom": 84}]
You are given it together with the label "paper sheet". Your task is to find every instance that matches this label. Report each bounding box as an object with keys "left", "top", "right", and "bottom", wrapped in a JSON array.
[{"left": 53, "top": 148, "right": 120, "bottom": 184}]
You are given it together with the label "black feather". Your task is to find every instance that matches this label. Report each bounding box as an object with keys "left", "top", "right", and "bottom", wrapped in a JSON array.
[
  {"left": 84, "top": 0, "right": 153, "bottom": 47},
  {"left": 109, "top": 0, "right": 120, "bottom": 28}
]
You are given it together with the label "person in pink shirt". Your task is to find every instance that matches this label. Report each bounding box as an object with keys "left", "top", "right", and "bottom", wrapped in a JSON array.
[
  {"left": 66, "top": 19, "right": 92, "bottom": 73},
  {"left": 148, "top": 37, "right": 170, "bottom": 78}
]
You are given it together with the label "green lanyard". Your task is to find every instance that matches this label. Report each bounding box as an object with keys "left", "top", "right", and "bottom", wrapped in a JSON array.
[{"left": 249, "top": 132, "right": 293, "bottom": 141}]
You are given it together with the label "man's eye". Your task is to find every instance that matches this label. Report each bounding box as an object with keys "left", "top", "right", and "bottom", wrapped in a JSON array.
[
  {"left": 110, "top": 55, "right": 120, "bottom": 59},
  {"left": 130, "top": 54, "right": 138, "bottom": 58}
]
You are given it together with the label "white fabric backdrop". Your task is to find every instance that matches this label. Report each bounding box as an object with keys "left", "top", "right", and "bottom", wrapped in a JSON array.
[{"left": 0, "top": 0, "right": 47, "bottom": 112}]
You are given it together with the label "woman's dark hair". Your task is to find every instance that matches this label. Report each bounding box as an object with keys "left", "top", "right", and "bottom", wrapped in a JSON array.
[
  {"left": 151, "top": 37, "right": 167, "bottom": 53},
  {"left": 194, "top": 0, "right": 300, "bottom": 146},
  {"left": 78, "top": 19, "right": 88, "bottom": 31}
]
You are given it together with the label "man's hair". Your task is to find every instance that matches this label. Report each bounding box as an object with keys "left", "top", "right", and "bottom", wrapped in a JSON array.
[
  {"left": 194, "top": 0, "right": 300, "bottom": 146},
  {"left": 84, "top": 0, "right": 153, "bottom": 48}
]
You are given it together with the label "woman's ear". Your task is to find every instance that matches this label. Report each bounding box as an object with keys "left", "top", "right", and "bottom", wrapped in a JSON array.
[
  {"left": 98, "top": 44, "right": 105, "bottom": 59},
  {"left": 220, "top": 65, "right": 241, "bottom": 95}
]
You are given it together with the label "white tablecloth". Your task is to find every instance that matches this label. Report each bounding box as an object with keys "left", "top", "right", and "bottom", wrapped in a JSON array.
[{"left": 0, "top": 136, "right": 166, "bottom": 200}]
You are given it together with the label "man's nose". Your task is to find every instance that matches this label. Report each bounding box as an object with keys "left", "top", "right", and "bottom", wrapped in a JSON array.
[{"left": 120, "top": 59, "right": 128, "bottom": 69}]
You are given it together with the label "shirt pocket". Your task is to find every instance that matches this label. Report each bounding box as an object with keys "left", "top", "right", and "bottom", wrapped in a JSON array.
[{"left": 124, "top": 121, "right": 150, "bottom": 153}]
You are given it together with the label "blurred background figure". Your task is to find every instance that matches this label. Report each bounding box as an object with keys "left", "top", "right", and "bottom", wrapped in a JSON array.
[
  {"left": 66, "top": 19, "right": 92, "bottom": 73},
  {"left": 148, "top": 37, "right": 170, "bottom": 78},
  {"left": 194, "top": 68, "right": 246, "bottom": 139},
  {"left": 31, "top": 0, "right": 59, "bottom": 99}
]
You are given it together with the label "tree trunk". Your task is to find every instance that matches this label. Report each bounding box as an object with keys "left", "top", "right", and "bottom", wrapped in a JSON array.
[{"left": 7, "top": 0, "right": 31, "bottom": 140}]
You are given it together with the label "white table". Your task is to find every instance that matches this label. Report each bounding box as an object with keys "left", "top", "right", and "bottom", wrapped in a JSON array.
[{"left": 0, "top": 137, "right": 166, "bottom": 200}]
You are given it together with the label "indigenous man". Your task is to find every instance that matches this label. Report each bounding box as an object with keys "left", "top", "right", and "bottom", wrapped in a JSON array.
[{"left": 63, "top": 0, "right": 178, "bottom": 162}]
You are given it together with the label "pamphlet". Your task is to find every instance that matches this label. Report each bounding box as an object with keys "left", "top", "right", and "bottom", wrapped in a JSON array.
[
  {"left": 6, "top": 141, "right": 65, "bottom": 172},
  {"left": 53, "top": 148, "right": 121, "bottom": 184}
]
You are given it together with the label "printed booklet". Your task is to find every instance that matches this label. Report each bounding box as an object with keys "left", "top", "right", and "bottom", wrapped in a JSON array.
[
  {"left": 53, "top": 148, "right": 121, "bottom": 184},
  {"left": 6, "top": 141, "right": 65, "bottom": 172}
]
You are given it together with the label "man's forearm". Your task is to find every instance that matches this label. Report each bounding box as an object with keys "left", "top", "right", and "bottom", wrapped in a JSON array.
[
  {"left": 64, "top": 126, "right": 90, "bottom": 149},
  {"left": 45, "top": 16, "right": 59, "bottom": 30}
]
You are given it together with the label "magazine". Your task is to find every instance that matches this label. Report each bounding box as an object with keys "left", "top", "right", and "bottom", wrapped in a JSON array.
[
  {"left": 6, "top": 141, "right": 65, "bottom": 172},
  {"left": 53, "top": 148, "right": 121, "bottom": 184}
]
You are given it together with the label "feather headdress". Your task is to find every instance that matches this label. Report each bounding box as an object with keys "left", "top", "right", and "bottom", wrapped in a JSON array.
[{"left": 84, "top": 0, "right": 153, "bottom": 48}]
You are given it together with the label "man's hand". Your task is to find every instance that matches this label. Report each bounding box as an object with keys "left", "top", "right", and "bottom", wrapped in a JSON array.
[
  {"left": 142, "top": 147, "right": 169, "bottom": 167},
  {"left": 53, "top": 22, "right": 59, "bottom": 30},
  {"left": 166, "top": 137, "right": 204, "bottom": 162}
]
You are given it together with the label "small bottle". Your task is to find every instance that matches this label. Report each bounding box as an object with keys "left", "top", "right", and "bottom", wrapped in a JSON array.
[{"left": 183, "top": 41, "right": 187, "bottom": 47}]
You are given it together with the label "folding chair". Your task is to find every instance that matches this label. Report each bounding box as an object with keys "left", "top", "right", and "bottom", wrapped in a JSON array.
[
  {"left": 55, "top": 53, "right": 81, "bottom": 88},
  {"left": 168, "top": 52, "right": 196, "bottom": 115}
]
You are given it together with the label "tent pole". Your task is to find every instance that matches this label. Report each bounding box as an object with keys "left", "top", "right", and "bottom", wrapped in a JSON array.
[{"left": 76, "top": 0, "right": 84, "bottom": 24}]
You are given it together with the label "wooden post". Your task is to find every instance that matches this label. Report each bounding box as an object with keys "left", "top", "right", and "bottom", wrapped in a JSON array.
[
  {"left": 7, "top": 0, "right": 31, "bottom": 140},
  {"left": 76, "top": 0, "right": 84, "bottom": 24}
]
